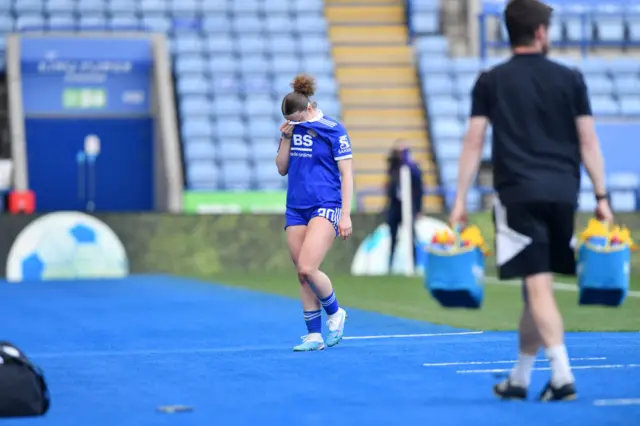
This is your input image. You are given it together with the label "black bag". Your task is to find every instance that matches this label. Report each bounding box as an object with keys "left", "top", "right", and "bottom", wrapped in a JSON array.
[{"left": 0, "top": 342, "right": 50, "bottom": 417}]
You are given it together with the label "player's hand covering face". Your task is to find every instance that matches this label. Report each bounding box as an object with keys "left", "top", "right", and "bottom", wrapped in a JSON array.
[{"left": 280, "top": 121, "right": 294, "bottom": 138}]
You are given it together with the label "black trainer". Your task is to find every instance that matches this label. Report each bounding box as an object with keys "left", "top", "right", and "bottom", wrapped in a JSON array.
[
  {"left": 538, "top": 381, "right": 577, "bottom": 402},
  {"left": 493, "top": 379, "right": 527, "bottom": 400}
]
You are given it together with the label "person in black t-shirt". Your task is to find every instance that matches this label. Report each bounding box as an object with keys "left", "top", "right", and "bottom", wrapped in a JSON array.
[{"left": 449, "top": 0, "right": 613, "bottom": 403}]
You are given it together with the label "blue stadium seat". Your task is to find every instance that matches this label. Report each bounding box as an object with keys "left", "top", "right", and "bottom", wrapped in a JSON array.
[
  {"left": 247, "top": 118, "right": 277, "bottom": 138},
  {"left": 245, "top": 95, "right": 274, "bottom": 117},
  {"left": 300, "top": 35, "right": 331, "bottom": 54},
  {"left": 79, "top": 15, "right": 107, "bottom": 30},
  {"left": 182, "top": 119, "right": 214, "bottom": 140},
  {"left": 237, "top": 36, "right": 268, "bottom": 55},
  {"left": 295, "top": 0, "right": 324, "bottom": 14},
  {"left": 48, "top": 14, "right": 75, "bottom": 29},
  {"left": 414, "top": 36, "right": 449, "bottom": 56},
  {"left": 109, "top": 15, "right": 141, "bottom": 29},
  {"left": 213, "top": 95, "right": 243, "bottom": 116},
  {"left": 201, "top": 0, "right": 229, "bottom": 14},
  {"left": 440, "top": 161, "right": 458, "bottom": 184},
  {"left": 170, "top": 0, "right": 199, "bottom": 15},
  {"left": 595, "top": 12, "right": 625, "bottom": 41},
  {"left": 184, "top": 140, "right": 217, "bottom": 162},
  {"left": 216, "top": 119, "right": 246, "bottom": 139},
  {"left": 302, "top": 56, "right": 334, "bottom": 75},
  {"left": 78, "top": 0, "right": 106, "bottom": 14},
  {"left": 412, "top": 12, "right": 439, "bottom": 34},
  {"left": 14, "top": 0, "right": 43, "bottom": 13},
  {"left": 108, "top": 0, "right": 137, "bottom": 14},
  {"left": 429, "top": 97, "right": 460, "bottom": 118},
  {"left": 209, "top": 54, "right": 237, "bottom": 74},
  {"left": 140, "top": 0, "right": 167, "bottom": 14},
  {"left": 295, "top": 15, "right": 327, "bottom": 34},
  {"left": 263, "top": 0, "right": 289, "bottom": 14},
  {"left": 207, "top": 35, "right": 236, "bottom": 53},
  {"left": 178, "top": 76, "right": 210, "bottom": 96},
  {"left": 242, "top": 75, "right": 273, "bottom": 95},
  {"left": 585, "top": 76, "right": 614, "bottom": 95},
  {"left": 217, "top": 142, "right": 250, "bottom": 162},
  {"left": 239, "top": 55, "right": 270, "bottom": 74},
  {"left": 265, "top": 15, "right": 292, "bottom": 34},
  {"left": 187, "top": 162, "right": 220, "bottom": 189},
  {"left": 436, "top": 141, "right": 462, "bottom": 162},
  {"left": 176, "top": 56, "right": 207, "bottom": 75},
  {"left": 267, "top": 34, "right": 297, "bottom": 55},
  {"left": 202, "top": 15, "right": 231, "bottom": 33},
  {"left": 591, "top": 96, "right": 620, "bottom": 116},
  {"left": 46, "top": 0, "right": 74, "bottom": 14},
  {"left": 607, "top": 58, "right": 640, "bottom": 75},
  {"left": 455, "top": 75, "right": 477, "bottom": 97},
  {"left": 451, "top": 58, "right": 481, "bottom": 76},
  {"left": 142, "top": 16, "right": 171, "bottom": 32},
  {"left": 221, "top": 161, "right": 252, "bottom": 190},
  {"left": 272, "top": 56, "right": 303, "bottom": 74},
  {"left": 0, "top": 17, "right": 12, "bottom": 32},
  {"left": 174, "top": 35, "right": 205, "bottom": 55},
  {"left": 16, "top": 14, "right": 45, "bottom": 30},
  {"left": 578, "top": 57, "right": 609, "bottom": 75},
  {"left": 249, "top": 142, "right": 277, "bottom": 162},
  {"left": 180, "top": 96, "right": 211, "bottom": 117},
  {"left": 620, "top": 98, "right": 640, "bottom": 115},
  {"left": 613, "top": 76, "right": 640, "bottom": 96},
  {"left": 432, "top": 118, "right": 465, "bottom": 140},
  {"left": 423, "top": 76, "right": 455, "bottom": 96},
  {"left": 232, "top": 0, "right": 260, "bottom": 15},
  {"left": 254, "top": 162, "right": 284, "bottom": 190},
  {"left": 233, "top": 16, "right": 265, "bottom": 33},
  {"left": 609, "top": 172, "right": 639, "bottom": 211},
  {"left": 211, "top": 75, "right": 241, "bottom": 94}
]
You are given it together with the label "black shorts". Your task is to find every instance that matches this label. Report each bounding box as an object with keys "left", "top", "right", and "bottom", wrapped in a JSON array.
[{"left": 493, "top": 198, "right": 576, "bottom": 280}]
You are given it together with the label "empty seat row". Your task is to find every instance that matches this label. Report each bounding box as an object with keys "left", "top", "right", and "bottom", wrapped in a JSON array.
[
  {"left": 418, "top": 56, "right": 640, "bottom": 76},
  {"left": 186, "top": 160, "right": 285, "bottom": 191},
  {"left": 175, "top": 55, "right": 334, "bottom": 77},
  {"left": 0, "top": 0, "right": 325, "bottom": 15},
  {"left": 171, "top": 34, "right": 331, "bottom": 55},
  {"left": 176, "top": 75, "right": 339, "bottom": 98},
  {"left": 184, "top": 140, "right": 276, "bottom": 163},
  {"left": 0, "top": 14, "right": 328, "bottom": 34},
  {"left": 422, "top": 75, "right": 640, "bottom": 96},
  {"left": 179, "top": 96, "right": 341, "bottom": 119}
]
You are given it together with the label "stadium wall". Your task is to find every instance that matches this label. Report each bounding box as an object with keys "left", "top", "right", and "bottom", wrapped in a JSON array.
[{"left": 1, "top": 213, "right": 640, "bottom": 280}]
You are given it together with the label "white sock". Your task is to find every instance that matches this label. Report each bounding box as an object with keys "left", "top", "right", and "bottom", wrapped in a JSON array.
[
  {"left": 509, "top": 353, "right": 536, "bottom": 387},
  {"left": 545, "top": 345, "right": 574, "bottom": 387},
  {"left": 306, "top": 333, "right": 323, "bottom": 342}
]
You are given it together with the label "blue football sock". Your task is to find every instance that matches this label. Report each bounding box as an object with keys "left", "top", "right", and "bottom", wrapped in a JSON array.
[
  {"left": 303, "top": 310, "right": 322, "bottom": 334},
  {"left": 320, "top": 291, "right": 340, "bottom": 316}
]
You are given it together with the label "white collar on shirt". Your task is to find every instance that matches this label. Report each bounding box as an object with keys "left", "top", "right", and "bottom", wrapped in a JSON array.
[{"left": 289, "top": 110, "right": 324, "bottom": 125}]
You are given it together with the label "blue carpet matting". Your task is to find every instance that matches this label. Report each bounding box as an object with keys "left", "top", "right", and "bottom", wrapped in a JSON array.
[{"left": 1, "top": 275, "right": 639, "bottom": 426}]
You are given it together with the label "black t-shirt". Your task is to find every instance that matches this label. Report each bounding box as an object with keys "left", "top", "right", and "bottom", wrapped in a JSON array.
[{"left": 471, "top": 53, "right": 592, "bottom": 205}]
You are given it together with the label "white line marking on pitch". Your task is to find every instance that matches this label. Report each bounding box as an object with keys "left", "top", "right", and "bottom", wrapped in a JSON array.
[
  {"left": 457, "top": 364, "right": 640, "bottom": 374},
  {"left": 423, "top": 357, "right": 606, "bottom": 367},
  {"left": 32, "top": 332, "right": 483, "bottom": 359},
  {"left": 485, "top": 276, "right": 640, "bottom": 298},
  {"left": 344, "top": 331, "right": 483, "bottom": 340},
  {"left": 594, "top": 398, "right": 640, "bottom": 406}
]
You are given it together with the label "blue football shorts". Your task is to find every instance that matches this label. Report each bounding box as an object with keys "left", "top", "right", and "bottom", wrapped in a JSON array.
[{"left": 284, "top": 205, "right": 342, "bottom": 235}]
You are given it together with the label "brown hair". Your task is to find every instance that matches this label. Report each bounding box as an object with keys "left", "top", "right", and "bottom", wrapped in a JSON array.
[
  {"left": 281, "top": 74, "right": 316, "bottom": 116},
  {"left": 504, "top": 0, "right": 553, "bottom": 48}
]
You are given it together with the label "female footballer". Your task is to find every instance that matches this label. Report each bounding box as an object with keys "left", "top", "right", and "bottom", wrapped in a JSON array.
[{"left": 275, "top": 74, "right": 353, "bottom": 351}]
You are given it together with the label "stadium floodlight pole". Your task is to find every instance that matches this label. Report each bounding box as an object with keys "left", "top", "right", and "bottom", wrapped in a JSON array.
[{"left": 399, "top": 165, "right": 415, "bottom": 276}]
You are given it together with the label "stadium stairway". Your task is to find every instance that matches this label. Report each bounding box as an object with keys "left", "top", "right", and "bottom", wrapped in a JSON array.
[{"left": 325, "top": 0, "right": 443, "bottom": 213}]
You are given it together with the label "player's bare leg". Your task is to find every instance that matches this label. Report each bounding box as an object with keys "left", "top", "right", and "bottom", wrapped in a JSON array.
[
  {"left": 287, "top": 226, "right": 324, "bottom": 351},
  {"left": 494, "top": 302, "right": 542, "bottom": 400},
  {"left": 297, "top": 217, "right": 347, "bottom": 347},
  {"left": 525, "top": 273, "right": 576, "bottom": 401}
]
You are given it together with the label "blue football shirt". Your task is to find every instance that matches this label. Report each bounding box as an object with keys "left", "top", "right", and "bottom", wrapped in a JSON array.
[{"left": 282, "top": 113, "right": 352, "bottom": 209}]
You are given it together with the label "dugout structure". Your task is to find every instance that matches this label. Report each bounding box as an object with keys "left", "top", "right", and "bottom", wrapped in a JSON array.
[{"left": 6, "top": 31, "right": 183, "bottom": 212}]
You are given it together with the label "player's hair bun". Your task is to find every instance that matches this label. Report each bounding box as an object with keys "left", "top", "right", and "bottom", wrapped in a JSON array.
[{"left": 291, "top": 74, "right": 316, "bottom": 97}]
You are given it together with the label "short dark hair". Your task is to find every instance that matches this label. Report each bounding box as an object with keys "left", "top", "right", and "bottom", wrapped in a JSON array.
[{"left": 504, "top": 0, "right": 553, "bottom": 48}]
